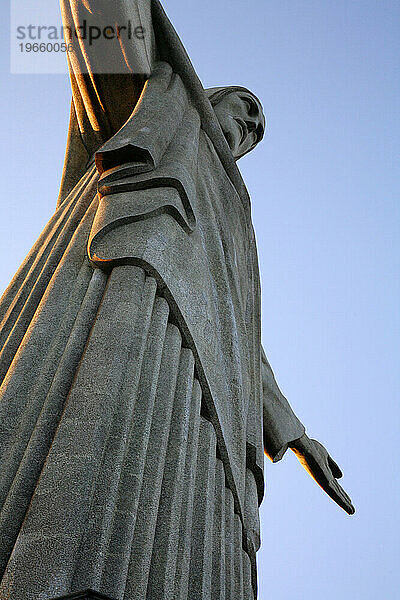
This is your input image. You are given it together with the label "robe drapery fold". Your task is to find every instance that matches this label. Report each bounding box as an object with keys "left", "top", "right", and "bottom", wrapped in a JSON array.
[
  {"left": 59, "top": 0, "right": 266, "bottom": 509},
  {"left": 87, "top": 59, "right": 264, "bottom": 517}
]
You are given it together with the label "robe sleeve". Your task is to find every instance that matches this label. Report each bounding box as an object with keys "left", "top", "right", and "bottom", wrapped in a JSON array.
[
  {"left": 60, "top": 0, "right": 157, "bottom": 151},
  {"left": 261, "top": 346, "right": 305, "bottom": 462},
  {"left": 58, "top": 0, "right": 158, "bottom": 202},
  {"left": 60, "top": 0, "right": 156, "bottom": 77}
]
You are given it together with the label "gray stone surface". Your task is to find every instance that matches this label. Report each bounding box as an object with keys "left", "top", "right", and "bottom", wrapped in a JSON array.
[
  {"left": 51, "top": 592, "right": 115, "bottom": 600},
  {"left": 0, "top": 1, "right": 354, "bottom": 598}
]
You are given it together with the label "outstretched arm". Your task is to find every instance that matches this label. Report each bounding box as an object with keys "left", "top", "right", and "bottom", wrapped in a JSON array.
[
  {"left": 262, "top": 347, "right": 355, "bottom": 515},
  {"left": 261, "top": 346, "right": 305, "bottom": 462}
]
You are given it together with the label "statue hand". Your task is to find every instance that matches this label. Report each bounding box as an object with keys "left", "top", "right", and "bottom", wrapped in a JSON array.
[{"left": 289, "top": 434, "right": 355, "bottom": 515}]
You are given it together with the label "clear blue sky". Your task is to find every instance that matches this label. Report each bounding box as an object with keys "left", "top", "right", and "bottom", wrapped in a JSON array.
[{"left": 0, "top": 1, "right": 399, "bottom": 598}]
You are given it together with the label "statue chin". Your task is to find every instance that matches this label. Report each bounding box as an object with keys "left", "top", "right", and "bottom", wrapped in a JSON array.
[
  {"left": 222, "top": 128, "right": 241, "bottom": 158},
  {"left": 212, "top": 108, "right": 241, "bottom": 157},
  {"left": 219, "top": 119, "right": 255, "bottom": 160}
]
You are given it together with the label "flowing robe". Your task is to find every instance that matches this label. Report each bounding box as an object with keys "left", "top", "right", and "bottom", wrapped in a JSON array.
[{"left": 0, "top": 1, "right": 304, "bottom": 599}]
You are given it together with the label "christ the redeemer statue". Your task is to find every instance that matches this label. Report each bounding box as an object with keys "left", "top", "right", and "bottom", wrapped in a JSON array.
[{"left": 0, "top": 1, "right": 354, "bottom": 599}]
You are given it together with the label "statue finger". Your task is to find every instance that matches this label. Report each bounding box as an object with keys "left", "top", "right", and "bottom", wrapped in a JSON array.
[
  {"left": 327, "top": 454, "right": 343, "bottom": 479},
  {"left": 328, "top": 479, "right": 355, "bottom": 515}
]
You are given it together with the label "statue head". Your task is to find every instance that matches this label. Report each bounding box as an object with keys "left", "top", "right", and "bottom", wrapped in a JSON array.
[{"left": 206, "top": 86, "right": 266, "bottom": 160}]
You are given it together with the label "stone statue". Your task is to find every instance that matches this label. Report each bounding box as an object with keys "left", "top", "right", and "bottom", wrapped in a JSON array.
[{"left": 0, "top": 2, "right": 354, "bottom": 599}]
